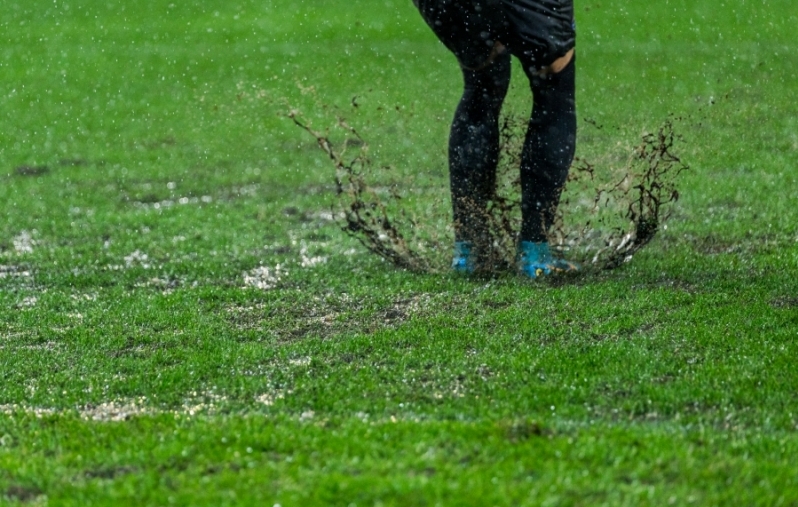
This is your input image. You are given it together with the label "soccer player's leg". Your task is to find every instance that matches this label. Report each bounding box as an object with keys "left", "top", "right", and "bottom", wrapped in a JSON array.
[
  {"left": 449, "top": 56, "right": 511, "bottom": 273},
  {"left": 412, "top": 0, "right": 512, "bottom": 273},
  {"left": 497, "top": 0, "right": 579, "bottom": 277},
  {"left": 517, "top": 53, "right": 579, "bottom": 278}
]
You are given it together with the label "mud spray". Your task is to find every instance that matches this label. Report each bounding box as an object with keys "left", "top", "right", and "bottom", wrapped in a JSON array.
[{"left": 290, "top": 108, "right": 688, "bottom": 275}]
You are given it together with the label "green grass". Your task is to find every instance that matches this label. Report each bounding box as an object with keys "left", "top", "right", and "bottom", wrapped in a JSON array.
[{"left": 2, "top": 0, "right": 798, "bottom": 505}]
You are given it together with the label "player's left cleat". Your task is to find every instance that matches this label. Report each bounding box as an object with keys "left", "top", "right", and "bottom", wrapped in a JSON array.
[{"left": 517, "top": 241, "right": 579, "bottom": 279}]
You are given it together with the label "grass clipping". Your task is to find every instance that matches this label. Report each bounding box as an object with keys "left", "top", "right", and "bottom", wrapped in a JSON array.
[{"left": 291, "top": 110, "right": 687, "bottom": 274}]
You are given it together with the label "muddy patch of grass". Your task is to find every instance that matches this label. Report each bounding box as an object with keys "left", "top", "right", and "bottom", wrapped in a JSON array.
[
  {"left": 58, "top": 158, "right": 89, "bottom": 167},
  {"left": 3, "top": 484, "right": 44, "bottom": 503},
  {"left": 14, "top": 165, "right": 49, "bottom": 177},
  {"left": 686, "top": 232, "right": 784, "bottom": 256},
  {"left": 688, "top": 234, "right": 743, "bottom": 255},
  {"left": 632, "top": 278, "right": 699, "bottom": 295},
  {"left": 83, "top": 466, "right": 138, "bottom": 480},
  {"left": 225, "top": 292, "right": 433, "bottom": 342},
  {"left": 770, "top": 297, "right": 798, "bottom": 309}
]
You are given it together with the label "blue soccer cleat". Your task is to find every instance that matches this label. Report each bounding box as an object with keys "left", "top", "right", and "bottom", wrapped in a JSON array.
[
  {"left": 452, "top": 241, "right": 476, "bottom": 274},
  {"left": 517, "top": 241, "right": 579, "bottom": 279}
]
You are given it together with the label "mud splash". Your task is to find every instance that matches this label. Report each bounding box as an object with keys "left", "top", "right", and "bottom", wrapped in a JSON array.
[{"left": 292, "top": 109, "right": 687, "bottom": 274}]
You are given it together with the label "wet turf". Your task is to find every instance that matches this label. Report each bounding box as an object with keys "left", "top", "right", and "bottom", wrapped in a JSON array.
[{"left": 2, "top": 0, "right": 798, "bottom": 505}]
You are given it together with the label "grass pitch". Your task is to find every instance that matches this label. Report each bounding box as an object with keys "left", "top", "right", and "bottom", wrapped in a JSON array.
[{"left": 2, "top": 0, "right": 798, "bottom": 505}]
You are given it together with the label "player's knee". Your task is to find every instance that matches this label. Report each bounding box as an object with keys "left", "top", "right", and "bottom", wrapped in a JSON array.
[{"left": 547, "top": 49, "right": 574, "bottom": 75}]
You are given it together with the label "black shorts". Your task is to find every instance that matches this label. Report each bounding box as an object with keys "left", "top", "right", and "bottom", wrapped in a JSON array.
[{"left": 413, "top": 0, "right": 575, "bottom": 70}]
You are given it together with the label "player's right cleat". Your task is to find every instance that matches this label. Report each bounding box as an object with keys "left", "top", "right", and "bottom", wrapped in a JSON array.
[
  {"left": 452, "top": 241, "right": 476, "bottom": 274},
  {"left": 517, "top": 241, "right": 579, "bottom": 279}
]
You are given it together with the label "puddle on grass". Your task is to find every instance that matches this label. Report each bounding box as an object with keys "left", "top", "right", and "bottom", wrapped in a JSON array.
[
  {"left": 246, "top": 233, "right": 344, "bottom": 290},
  {"left": 299, "top": 244, "right": 327, "bottom": 268},
  {"left": 12, "top": 231, "right": 36, "bottom": 255},
  {"left": 242, "top": 233, "right": 348, "bottom": 289},
  {"left": 0, "top": 265, "right": 33, "bottom": 279},
  {"left": 123, "top": 250, "right": 152, "bottom": 269},
  {"left": 70, "top": 292, "right": 99, "bottom": 302},
  {"left": 18, "top": 296, "right": 38, "bottom": 308},
  {"left": 0, "top": 404, "right": 57, "bottom": 418},
  {"left": 128, "top": 181, "right": 266, "bottom": 213},
  {"left": 0, "top": 265, "right": 35, "bottom": 298},
  {"left": 104, "top": 249, "right": 160, "bottom": 272},
  {"left": 242, "top": 265, "right": 286, "bottom": 290},
  {"left": 131, "top": 194, "right": 214, "bottom": 211},
  {"left": 80, "top": 397, "right": 156, "bottom": 422},
  {"left": 254, "top": 390, "right": 289, "bottom": 407},
  {"left": 0, "top": 392, "right": 233, "bottom": 422},
  {"left": 134, "top": 276, "right": 183, "bottom": 295},
  {"left": 178, "top": 391, "right": 231, "bottom": 417}
]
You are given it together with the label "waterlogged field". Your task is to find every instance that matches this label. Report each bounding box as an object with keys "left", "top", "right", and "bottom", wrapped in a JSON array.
[{"left": 2, "top": 0, "right": 798, "bottom": 505}]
